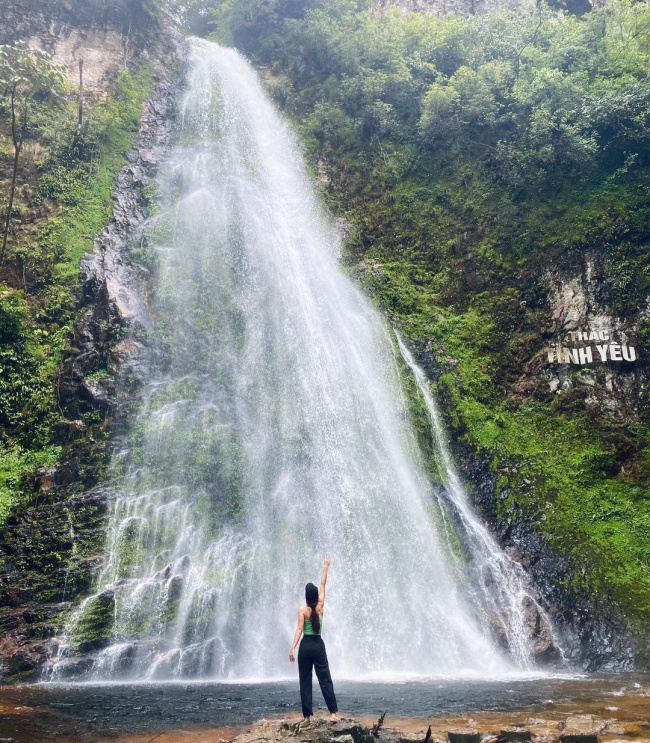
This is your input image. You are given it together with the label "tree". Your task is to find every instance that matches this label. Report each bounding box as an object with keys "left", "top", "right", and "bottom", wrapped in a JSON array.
[
  {"left": 0, "top": 44, "right": 67, "bottom": 263},
  {"left": 165, "top": 0, "right": 221, "bottom": 36}
]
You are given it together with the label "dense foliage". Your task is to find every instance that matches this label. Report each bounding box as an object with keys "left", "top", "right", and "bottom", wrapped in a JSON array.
[
  {"left": 0, "top": 51, "right": 153, "bottom": 523},
  {"left": 199, "top": 0, "right": 650, "bottom": 627},
  {"left": 13, "top": 0, "right": 164, "bottom": 39}
]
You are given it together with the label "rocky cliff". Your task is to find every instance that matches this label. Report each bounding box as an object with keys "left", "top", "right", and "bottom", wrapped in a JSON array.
[{"left": 0, "top": 2, "right": 183, "bottom": 681}]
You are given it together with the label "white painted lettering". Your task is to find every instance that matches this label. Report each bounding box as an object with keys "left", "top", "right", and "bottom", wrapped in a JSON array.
[
  {"left": 562, "top": 348, "right": 579, "bottom": 364},
  {"left": 547, "top": 347, "right": 556, "bottom": 363},
  {"left": 595, "top": 344, "right": 608, "bottom": 361},
  {"left": 610, "top": 343, "right": 622, "bottom": 361},
  {"left": 622, "top": 345, "right": 637, "bottom": 362},
  {"left": 578, "top": 347, "right": 593, "bottom": 364},
  {"left": 599, "top": 330, "right": 609, "bottom": 341},
  {"left": 588, "top": 331, "right": 599, "bottom": 341}
]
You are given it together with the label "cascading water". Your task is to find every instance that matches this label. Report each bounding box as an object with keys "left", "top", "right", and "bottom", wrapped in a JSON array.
[
  {"left": 395, "top": 335, "right": 558, "bottom": 669},
  {"left": 50, "top": 39, "right": 546, "bottom": 682}
]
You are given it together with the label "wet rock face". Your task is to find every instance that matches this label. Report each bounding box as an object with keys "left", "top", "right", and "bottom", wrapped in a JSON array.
[
  {"left": 468, "top": 450, "right": 642, "bottom": 670},
  {"left": 0, "top": 14, "right": 184, "bottom": 682},
  {"left": 519, "top": 255, "right": 650, "bottom": 424},
  {"left": 0, "top": 489, "right": 109, "bottom": 682},
  {"left": 414, "top": 348, "right": 639, "bottom": 672},
  {"left": 69, "top": 590, "right": 115, "bottom": 655},
  {"left": 521, "top": 595, "right": 558, "bottom": 664},
  {"left": 0, "top": 602, "right": 73, "bottom": 683},
  {"left": 483, "top": 595, "right": 559, "bottom": 666}
]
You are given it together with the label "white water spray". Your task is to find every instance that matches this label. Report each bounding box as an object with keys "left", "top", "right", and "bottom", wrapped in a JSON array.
[
  {"left": 49, "top": 39, "right": 546, "bottom": 682},
  {"left": 395, "top": 334, "right": 558, "bottom": 669}
]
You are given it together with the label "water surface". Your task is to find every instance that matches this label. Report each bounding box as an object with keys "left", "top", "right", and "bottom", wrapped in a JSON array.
[{"left": 1, "top": 675, "right": 648, "bottom": 741}]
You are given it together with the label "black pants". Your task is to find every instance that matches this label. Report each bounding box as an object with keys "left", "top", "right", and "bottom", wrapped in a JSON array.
[{"left": 298, "top": 635, "right": 338, "bottom": 717}]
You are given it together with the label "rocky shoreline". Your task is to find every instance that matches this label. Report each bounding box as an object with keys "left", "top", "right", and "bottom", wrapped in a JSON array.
[{"left": 228, "top": 712, "right": 650, "bottom": 743}]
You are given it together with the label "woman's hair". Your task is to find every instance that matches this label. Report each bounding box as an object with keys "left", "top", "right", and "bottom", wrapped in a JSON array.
[{"left": 305, "top": 582, "right": 320, "bottom": 634}]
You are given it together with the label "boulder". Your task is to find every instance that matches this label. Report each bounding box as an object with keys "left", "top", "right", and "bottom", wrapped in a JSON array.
[
  {"left": 6, "top": 649, "right": 39, "bottom": 682},
  {"left": 448, "top": 731, "right": 481, "bottom": 743},
  {"left": 559, "top": 715, "right": 605, "bottom": 743},
  {"left": 521, "top": 595, "right": 560, "bottom": 664},
  {"left": 499, "top": 727, "right": 532, "bottom": 742}
]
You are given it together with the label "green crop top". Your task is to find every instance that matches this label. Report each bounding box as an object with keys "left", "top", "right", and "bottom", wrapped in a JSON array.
[{"left": 304, "top": 614, "right": 322, "bottom": 635}]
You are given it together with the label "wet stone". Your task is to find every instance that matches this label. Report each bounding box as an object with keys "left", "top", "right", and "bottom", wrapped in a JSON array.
[
  {"left": 559, "top": 714, "right": 604, "bottom": 743},
  {"left": 448, "top": 731, "right": 481, "bottom": 743},
  {"left": 499, "top": 728, "right": 532, "bottom": 742}
]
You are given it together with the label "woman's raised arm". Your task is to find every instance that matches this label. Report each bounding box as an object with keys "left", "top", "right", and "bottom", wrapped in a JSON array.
[{"left": 319, "top": 557, "right": 330, "bottom": 608}]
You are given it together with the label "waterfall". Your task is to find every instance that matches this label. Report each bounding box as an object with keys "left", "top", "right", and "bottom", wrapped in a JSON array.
[
  {"left": 395, "top": 334, "right": 558, "bottom": 669},
  {"left": 50, "top": 39, "right": 542, "bottom": 682}
]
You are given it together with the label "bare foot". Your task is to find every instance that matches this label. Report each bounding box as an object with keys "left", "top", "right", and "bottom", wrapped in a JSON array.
[{"left": 330, "top": 713, "right": 339, "bottom": 724}]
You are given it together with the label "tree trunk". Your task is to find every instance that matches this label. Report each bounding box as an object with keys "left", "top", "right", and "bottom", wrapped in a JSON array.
[
  {"left": 78, "top": 59, "right": 84, "bottom": 129},
  {"left": 1, "top": 86, "right": 23, "bottom": 264},
  {"left": 1, "top": 143, "right": 21, "bottom": 263}
]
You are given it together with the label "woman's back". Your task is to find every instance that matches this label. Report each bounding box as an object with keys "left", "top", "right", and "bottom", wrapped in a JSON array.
[{"left": 303, "top": 606, "right": 323, "bottom": 636}]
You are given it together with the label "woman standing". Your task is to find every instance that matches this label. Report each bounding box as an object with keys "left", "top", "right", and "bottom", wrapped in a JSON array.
[{"left": 289, "top": 558, "right": 339, "bottom": 724}]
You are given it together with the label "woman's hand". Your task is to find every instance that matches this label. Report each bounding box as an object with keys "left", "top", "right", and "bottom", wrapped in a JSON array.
[
  {"left": 324, "top": 557, "right": 330, "bottom": 567},
  {"left": 289, "top": 648, "right": 295, "bottom": 662}
]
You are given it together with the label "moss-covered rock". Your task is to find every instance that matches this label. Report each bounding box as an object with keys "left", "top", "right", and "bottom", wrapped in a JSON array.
[{"left": 69, "top": 590, "right": 115, "bottom": 655}]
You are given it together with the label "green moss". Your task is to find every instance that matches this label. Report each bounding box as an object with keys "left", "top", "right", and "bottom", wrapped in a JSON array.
[
  {"left": 5, "top": 650, "right": 39, "bottom": 683},
  {"left": 0, "top": 63, "right": 153, "bottom": 528},
  {"left": 69, "top": 591, "right": 115, "bottom": 655},
  {"left": 162, "top": 574, "right": 184, "bottom": 629},
  {"left": 0, "top": 445, "right": 61, "bottom": 524},
  {"left": 449, "top": 396, "right": 650, "bottom": 620}
]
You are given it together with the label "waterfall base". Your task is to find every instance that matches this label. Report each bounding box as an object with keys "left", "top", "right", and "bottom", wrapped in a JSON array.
[{"left": 0, "top": 676, "right": 648, "bottom": 742}]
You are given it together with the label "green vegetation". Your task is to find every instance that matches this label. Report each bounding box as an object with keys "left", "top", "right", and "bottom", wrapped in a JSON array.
[
  {"left": 0, "top": 44, "right": 68, "bottom": 262},
  {"left": 200, "top": 0, "right": 650, "bottom": 627},
  {"left": 69, "top": 591, "right": 115, "bottom": 655},
  {"left": 12, "top": 0, "right": 162, "bottom": 41},
  {"left": 1, "top": 0, "right": 648, "bottom": 663},
  {"left": 0, "top": 48, "right": 153, "bottom": 525}
]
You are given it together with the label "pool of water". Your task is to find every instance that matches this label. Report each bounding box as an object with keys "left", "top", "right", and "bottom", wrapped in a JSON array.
[{"left": 0, "top": 674, "right": 647, "bottom": 742}]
